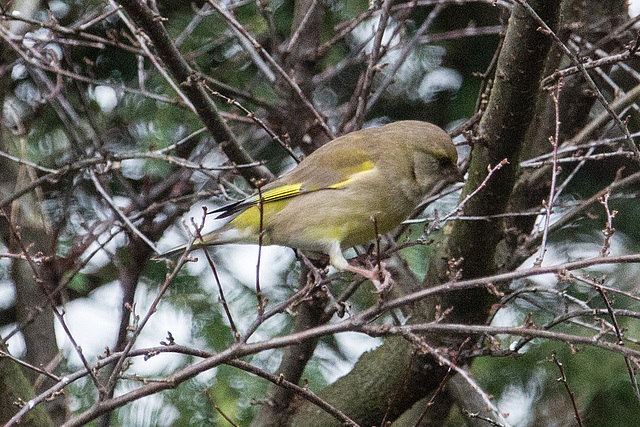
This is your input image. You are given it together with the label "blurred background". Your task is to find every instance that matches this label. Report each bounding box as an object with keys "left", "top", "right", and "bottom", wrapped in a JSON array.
[{"left": 1, "top": 0, "right": 640, "bottom": 425}]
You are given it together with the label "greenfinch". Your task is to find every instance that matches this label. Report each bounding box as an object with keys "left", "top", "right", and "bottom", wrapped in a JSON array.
[{"left": 160, "top": 120, "right": 460, "bottom": 288}]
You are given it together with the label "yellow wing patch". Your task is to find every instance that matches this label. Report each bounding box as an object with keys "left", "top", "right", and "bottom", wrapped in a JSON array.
[
  {"left": 226, "top": 184, "right": 302, "bottom": 229},
  {"left": 328, "top": 160, "right": 375, "bottom": 189},
  {"left": 257, "top": 159, "right": 375, "bottom": 198},
  {"left": 215, "top": 159, "right": 375, "bottom": 220}
]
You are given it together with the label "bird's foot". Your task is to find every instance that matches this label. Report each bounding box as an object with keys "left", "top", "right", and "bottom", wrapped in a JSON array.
[
  {"left": 370, "top": 264, "right": 393, "bottom": 293},
  {"left": 345, "top": 262, "right": 393, "bottom": 293}
]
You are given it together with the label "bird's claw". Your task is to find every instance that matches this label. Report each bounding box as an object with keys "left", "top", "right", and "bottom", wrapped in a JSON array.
[
  {"left": 370, "top": 263, "right": 393, "bottom": 293},
  {"left": 344, "top": 261, "right": 393, "bottom": 293}
]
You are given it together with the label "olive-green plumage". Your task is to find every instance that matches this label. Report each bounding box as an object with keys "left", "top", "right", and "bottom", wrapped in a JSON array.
[{"left": 161, "top": 121, "right": 460, "bottom": 275}]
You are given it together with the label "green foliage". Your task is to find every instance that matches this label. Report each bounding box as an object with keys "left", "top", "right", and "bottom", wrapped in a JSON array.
[{"left": 473, "top": 342, "right": 640, "bottom": 426}]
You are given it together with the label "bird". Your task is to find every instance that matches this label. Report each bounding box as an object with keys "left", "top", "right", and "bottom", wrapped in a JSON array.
[{"left": 158, "top": 120, "right": 461, "bottom": 290}]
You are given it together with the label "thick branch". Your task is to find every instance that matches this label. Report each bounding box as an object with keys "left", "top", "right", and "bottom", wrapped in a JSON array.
[
  {"left": 288, "top": 2, "right": 562, "bottom": 425},
  {"left": 116, "top": 0, "right": 272, "bottom": 184},
  {"left": 435, "top": 0, "right": 561, "bottom": 323}
]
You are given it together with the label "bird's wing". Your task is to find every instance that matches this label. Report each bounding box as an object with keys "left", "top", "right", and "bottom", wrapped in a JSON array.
[
  {"left": 212, "top": 146, "right": 375, "bottom": 219},
  {"left": 211, "top": 183, "right": 305, "bottom": 218}
]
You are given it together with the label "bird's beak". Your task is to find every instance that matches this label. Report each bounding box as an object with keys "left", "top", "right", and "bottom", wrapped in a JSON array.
[
  {"left": 448, "top": 165, "right": 465, "bottom": 183},
  {"left": 454, "top": 167, "right": 465, "bottom": 182}
]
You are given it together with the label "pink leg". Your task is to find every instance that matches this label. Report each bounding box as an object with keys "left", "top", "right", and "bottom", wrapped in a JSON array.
[{"left": 344, "top": 263, "right": 392, "bottom": 293}]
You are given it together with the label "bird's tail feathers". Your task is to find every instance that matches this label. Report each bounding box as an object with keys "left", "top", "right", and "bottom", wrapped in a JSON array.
[
  {"left": 209, "top": 199, "right": 253, "bottom": 219},
  {"left": 153, "top": 243, "right": 192, "bottom": 259},
  {"left": 153, "top": 227, "right": 251, "bottom": 260}
]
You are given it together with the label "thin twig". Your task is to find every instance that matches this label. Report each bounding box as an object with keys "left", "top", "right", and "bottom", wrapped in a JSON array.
[
  {"left": 285, "top": 0, "right": 319, "bottom": 53},
  {"left": 534, "top": 80, "right": 563, "bottom": 267},
  {"left": 103, "top": 236, "right": 197, "bottom": 396},
  {"left": 174, "top": 2, "right": 211, "bottom": 48},
  {"left": 594, "top": 283, "right": 640, "bottom": 406},
  {"left": 551, "top": 351, "right": 584, "bottom": 427},
  {"left": 400, "top": 332, "right": 510, "bottom": 427},
  {"left": 228, "top": 360, "right": 360, "bottom": 426},
  {"left": 522, "top": 150, "right": 637, "bottom": 167},
  {"left": 75, "top": 5, "right": 123, "bottom": 31},
  {"left": 353, "top": 0, "right": 393, "bottom": 129},
  {"left": 367, "top": 3, "right": 445, "bottom": 110},
  {"left": 90, "top": 170, "right": 159, "bottom": 254},
  {"left": 196, "top": 207, "right": 240, "bottom": 341},
  {"left": 206, "top": 390, "right": 241, "bottom": 426},
  {"left": 523, "top": 171, "right": 640, "bottom": 255},
  {"left": 316, "top": 8, "right": 375, "bottom": 57},
  {"left": 108, "top": 0, "right": 196, "bottom": 111},
  {"left": 207, "top": 0, "right": 334, "bottom": 140},
  {"left": 415, "top": 339, "right": 473, "bottom": 426},
  {"left": 0, "top": 206, "right": 105, "bottom": 396},
  {"left": 425, "top": 159, "right": 506, "bottom": 235},
  {"left": 205, "top": 87, "right": 301, "bottom": 163},
  {"left": 598, "top": 192, "right": 617, "bottom": 257},
  {"left": 255, "top": 186, "right": 265, "bottom": 317},
  {"left": 515, "top": 0, "right": 640, "bottom": 161},
  {"left": 0, "top": 348, "right": 62, "bottom": 382}
]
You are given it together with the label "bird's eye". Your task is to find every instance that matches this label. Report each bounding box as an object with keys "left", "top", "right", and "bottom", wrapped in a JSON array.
[{"left": 437, "top": 157, "right": 453, "bottom": 168}]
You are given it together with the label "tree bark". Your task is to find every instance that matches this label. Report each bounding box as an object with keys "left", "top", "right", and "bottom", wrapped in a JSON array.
[{"left": 288, "top": 1, "right": 562, "bottom": 425}]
